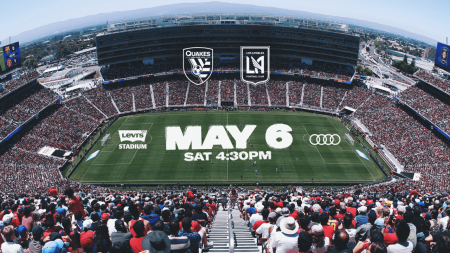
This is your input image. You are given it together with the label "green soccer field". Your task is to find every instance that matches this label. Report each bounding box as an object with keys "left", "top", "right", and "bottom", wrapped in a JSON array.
[{"left": 69, "top": 111, "right": 386, "bottom": 184}]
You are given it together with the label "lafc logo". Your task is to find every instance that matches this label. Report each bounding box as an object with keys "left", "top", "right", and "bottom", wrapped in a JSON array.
[
  {"left": 183, "top": 47, "right": 213, "bottom": 85},
  {"left": 241, "top": 46, "right": 270, "bottom": 85}
]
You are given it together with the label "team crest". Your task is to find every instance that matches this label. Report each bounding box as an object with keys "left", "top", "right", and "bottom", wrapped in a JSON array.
[
  {"left": 183, "top": 47, "right": 213, "bottom": 85},
  {"left": 241, "top": 46, "right": 270, "bottom": 85}
]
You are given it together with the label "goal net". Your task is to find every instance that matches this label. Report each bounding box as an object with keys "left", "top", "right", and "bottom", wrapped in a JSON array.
[
  {"left": 345, "top": 133, "right": 355, "bottom": 146},
  {"left": 101, "top": 134, "right": 111, "bottom": 147}
]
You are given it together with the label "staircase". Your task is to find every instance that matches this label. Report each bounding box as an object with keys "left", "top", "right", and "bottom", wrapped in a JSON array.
[
  {"left": 230, "top": 208, "right": 260, "bottom": 253},
  {"left": 208, "top": 204, "right": 259, "bottom": 253},
  {"left": 208, "top": 210, "right": 230, "bottom": 252}
]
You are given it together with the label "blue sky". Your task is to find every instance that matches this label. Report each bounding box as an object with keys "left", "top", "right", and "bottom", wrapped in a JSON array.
[{"left": 3, "top": 0, "right": 448, "bottom": 43}]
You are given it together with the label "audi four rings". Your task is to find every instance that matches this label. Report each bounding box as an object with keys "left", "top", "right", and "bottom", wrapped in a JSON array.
[{"left": 309, "top": 134, "right": 341, "bottom": 145}]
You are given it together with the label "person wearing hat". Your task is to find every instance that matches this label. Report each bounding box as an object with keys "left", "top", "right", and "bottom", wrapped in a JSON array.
[
  {"left": 355, "top": 206, "right": 368, "bottom": 228},
  {"left": 111, "top": 219, "right": 132, "bottom": 246},
  {"left": 29, "top": 226, "right": 44, "bottom": 253},
  {"left": 276, "top": 207, "right": 291, "bottom": 228},
  {"left": 80, "top": 230, "right": 95, "bottom": 252},
  {"left": 15, "top": 226, "right": 29, "bottom": 249},
  {"left": 310, "top": 224, "right": 330, "bottom": 253},
  {"left": 141, "top": 230, "right": 171, "bottom": 253},
  {"left": 270, "top": 217, "right": 299, "bottom": 253},
  {"left": 1, "top": 225, "right": 24, "bottom": 253},
  {"left": 42, "top": 240, "right": 62, "bottom": 253}
]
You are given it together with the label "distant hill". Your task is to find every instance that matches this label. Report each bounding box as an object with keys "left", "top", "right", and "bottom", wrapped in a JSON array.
[{"left": 1, "top": 1, "right": 438, "bottom": 46}]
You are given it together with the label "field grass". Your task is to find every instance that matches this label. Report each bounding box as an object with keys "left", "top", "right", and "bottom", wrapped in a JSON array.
[{"left": 68, "top": 110, "right": 386, "bottom": 184}]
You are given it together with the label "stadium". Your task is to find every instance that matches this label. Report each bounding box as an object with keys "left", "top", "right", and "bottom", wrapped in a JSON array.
[{"left": 0, "top": 9, "right": 450, "bottom": 253}]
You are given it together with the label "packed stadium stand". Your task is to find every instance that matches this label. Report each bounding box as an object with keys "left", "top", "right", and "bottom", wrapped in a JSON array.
[
  {"left": 0, "top": 70, "right": 450, "bottom": 253},
  {"left": 1, "top": 13, "right": 450, "bottom": 253}
]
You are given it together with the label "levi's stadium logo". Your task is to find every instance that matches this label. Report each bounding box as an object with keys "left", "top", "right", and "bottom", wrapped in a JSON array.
[{"left": 119, "top": 130, "right": 147, "bottom": 142}]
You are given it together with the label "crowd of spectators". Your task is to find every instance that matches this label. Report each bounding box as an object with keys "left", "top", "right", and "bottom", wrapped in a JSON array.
[
  {"left": 267, "top": 81, "right": 287, "bottom": 106},
  {"left": 65, "top": 97, "right": 105, "bottom": 121},
  {"left": 302, "top": 83, "right": 321, "bottom": 108},
  {"left": 131, "top": 83, "right": 153, "bottom": 110},
  {"left": 152, "top": 82, "right": 167, "bottom": 107},
  {"left": 236, "top": 81, "right": 248, "bottom": 105},
  {"left": 239, "top": 181, "right": 450, "bottom": 253},
  {"left": 220, "top": 79, "right": 235, "bottom": 102},
  {"left": 169, "top": 81, "right": 188, "bottom": 106},
  {"left": 250, "top": 84, "right": 269, "bottom": 105},
  {"left": 415, "top": 70, "right": 450, "bottom": 94},
  {"left": 84, "top": 87, "right": 118, "bottom": 117},
  {"left": 109, "top": 87, "right": 133, "bottom": 113},
  {"left": 289, "top": 82, "right": 304, "bottom": 105},
  {"left": 186, "top": 83, "right": 205, "bottom": 105},
  {"left": 339, "top": 86, "right": 372, "bottom": 110},
  {"left": 398, "top": 85, "right": 450, "bottom": 134},
  {"left": 322, "top": 84, "right": 347, "bottom": 111},
  {"left": 1, "top": 178, "right": 450, "bottom": 253},
  {"left": 206, "top": 80, "right": 219, "bottom": 103},
  {"left": 0, "top": 71, "right": 40, "bottom": 98},
  {"left": 353, "top": 94, "right": 450, "bottom": 172},
  {"left": 0, "top": 84, "right": 59, "bottom": 140}
]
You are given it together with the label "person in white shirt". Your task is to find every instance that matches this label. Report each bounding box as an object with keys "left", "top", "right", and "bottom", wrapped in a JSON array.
[
  {"left": 270, "top": 217, "right": 299, "bottom": 253},
  {"left": 310, "top": 224, "right": 330, "bottom": 253},
  {"left": 250, "top": 206, "right": 264, "bottom": 227},
  {"left": 256, "top": 212, "right": 277, "bottom": 253},
  {"left": 387, "top": 220, "right": 413, "bottom": 253},
  {"left": 1, "top": 226, "right": 24, "bottom": 253}
]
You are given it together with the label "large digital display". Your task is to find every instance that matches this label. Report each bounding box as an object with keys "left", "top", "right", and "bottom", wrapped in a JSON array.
[
  {"left": 0, "top": 42, "right": 21, "bottom": 73},
  {"left": 435, "top": 42, "right": 450, "bottom": 71}
]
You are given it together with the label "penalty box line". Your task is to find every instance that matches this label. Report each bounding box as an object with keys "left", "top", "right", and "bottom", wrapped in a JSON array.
[{"left": 79, "top": 117, "right": 130, "bottom": 181}]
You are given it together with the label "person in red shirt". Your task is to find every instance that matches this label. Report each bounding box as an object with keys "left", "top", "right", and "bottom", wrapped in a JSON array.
[
  {"left": 320, "top": 212, "right": 335, "bottom": 241},
  {"left": 65, "top": 188, "right": 85, "bottom": 218},
  {"left": 346, "top": 199, "right": 357, "bottom": 218},
  {"left": 130, "top": 220, "right": 146, "bottom": 253},
  {"left": 252, "top": 209, "right": 269, "bottom": 231},
  {"left": 334, "top": 204, "right": 346, "bottom": 221}
]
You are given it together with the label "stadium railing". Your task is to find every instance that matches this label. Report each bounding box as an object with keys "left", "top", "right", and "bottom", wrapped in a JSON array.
[{"left": 229, "top": 207, "right": 235, "bottom": 253}]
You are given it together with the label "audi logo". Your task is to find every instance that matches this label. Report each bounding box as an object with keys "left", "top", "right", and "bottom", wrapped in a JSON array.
[{"left": 309, "top": 134, "right": 341, "bottom": 146}]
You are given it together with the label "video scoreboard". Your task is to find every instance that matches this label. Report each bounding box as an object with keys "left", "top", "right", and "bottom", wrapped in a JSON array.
[{"left": 0, "top": 42, "right": 21, "bottom": 73}]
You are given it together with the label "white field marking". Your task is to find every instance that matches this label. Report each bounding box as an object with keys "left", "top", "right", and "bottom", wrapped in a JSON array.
[
  {"left": 325, "top": 118, "right": 375, "bottom": 181},
  {"left": 80, "top": 117, "right": 130, "bottom": 181},
  {"left": 326, "top": 117, "right": 353, "bottom": 151}
]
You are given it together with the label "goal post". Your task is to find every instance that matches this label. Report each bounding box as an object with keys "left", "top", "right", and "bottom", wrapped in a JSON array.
[{"left": 101, "top": 134, "right": 111, "bottom": 147}]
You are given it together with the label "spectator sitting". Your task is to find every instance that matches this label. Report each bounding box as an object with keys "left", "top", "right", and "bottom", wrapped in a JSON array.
[
  {"left": 325, "top": 229, "right": 352, "bottom": 253},
  {"left": 386, "top": 220, "right": 413, "bottom": 253},
  {"left": 110, "top": 219, "right": 132, "bottom": 246},
  {"left": 168, "top": 221, "right": 190, "bottom": 252},
  {"left": 298, "top": 231, "right": 314, "bottom": 253},
  {"left": 270, "top": 216, "right": 299, "bottom": 253},
  {"left": 2, "top": 225, "right": 24, "bottom": 253}
]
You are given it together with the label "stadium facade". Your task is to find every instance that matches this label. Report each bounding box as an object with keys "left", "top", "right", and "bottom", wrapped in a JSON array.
[{"left": 96, "top": 14, "right": 360, "bottom": 68}]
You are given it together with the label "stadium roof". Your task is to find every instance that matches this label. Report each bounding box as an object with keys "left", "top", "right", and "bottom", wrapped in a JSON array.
[{"left": 103, "top": 14, "right": 349, "bottom": 34}]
